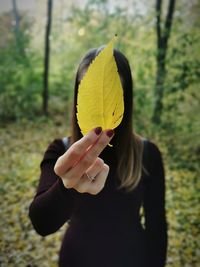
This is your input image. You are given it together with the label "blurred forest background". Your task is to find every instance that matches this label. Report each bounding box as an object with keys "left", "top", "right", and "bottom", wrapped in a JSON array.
[{"left": 0, "top": 0, "right": 199, "bottom": 266}]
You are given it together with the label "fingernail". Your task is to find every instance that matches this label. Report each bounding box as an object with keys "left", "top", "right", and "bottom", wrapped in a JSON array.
[
  {"left": 94, "top": 127, "right": 102, "bottom": 135},
  {"left": 106, "top": 129, "right": 114, "bottom": 137}
]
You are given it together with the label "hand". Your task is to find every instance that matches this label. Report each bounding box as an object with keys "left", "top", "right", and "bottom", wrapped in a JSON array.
[{"left": 54, "top": 127, "right": 114, "bottom": 195}]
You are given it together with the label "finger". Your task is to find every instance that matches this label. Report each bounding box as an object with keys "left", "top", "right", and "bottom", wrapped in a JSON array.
[
  {"left": 54, "top": 126, "right": 102, "bottom": 176},
  {"left": 74, "top": 158, "right": 104, "bottom": 191},
  {"left": 72, "top": 129, "right": 114, "bottom": 176},
  {"left": 89, "top": 164, "right": 110, "bottom": 195},
  {"left": 85, "top": 157, "right": 105, "bottom": 181},
  {"left": 61, "top": 157, "right": 104, "bottom": 189}
]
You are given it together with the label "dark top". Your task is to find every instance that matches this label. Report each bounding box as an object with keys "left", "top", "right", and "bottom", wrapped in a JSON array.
[{"left": 29, "top": 137, "right": 168, "bottom": 267}]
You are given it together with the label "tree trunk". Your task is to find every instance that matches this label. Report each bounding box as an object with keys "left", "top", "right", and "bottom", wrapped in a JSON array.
[
  {"left": 152, "top": 0, "right": 176, "bottom": 124},
  {"left": 43, "top": 0, "right": 53, "bottom": 116},
  {"left": 12, "top": 0, "right": 24, "bottom": 55}
]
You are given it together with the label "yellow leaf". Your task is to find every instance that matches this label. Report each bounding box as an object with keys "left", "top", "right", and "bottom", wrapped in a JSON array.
[{"left": 76, "top": 36, "right": 124, "bottom": 136}]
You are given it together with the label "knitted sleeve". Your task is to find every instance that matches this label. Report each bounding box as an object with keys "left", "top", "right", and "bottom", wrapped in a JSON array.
[
  {"left": 143, "top": 140, "right": 168, "bottom": 267},
  {"left": 29, "top": 139, "right": 74, "bottom": 236}
]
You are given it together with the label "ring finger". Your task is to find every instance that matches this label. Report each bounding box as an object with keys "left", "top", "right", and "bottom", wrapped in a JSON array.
[
  {"left": 85, "top": 157, "right": 105, "bottom": 182},
  {"left": 75, "top": 158, "right": 104, "bottom": 191}
]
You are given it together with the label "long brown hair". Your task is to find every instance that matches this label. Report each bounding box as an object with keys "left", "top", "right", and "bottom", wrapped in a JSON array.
[{"left": 70, "top": 47, "right": 145, "bottom": 193}]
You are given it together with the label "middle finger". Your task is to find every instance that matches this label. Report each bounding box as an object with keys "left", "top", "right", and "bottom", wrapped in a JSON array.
[{"left": 71, "top": 129, "right": 114, "bottom": 177}]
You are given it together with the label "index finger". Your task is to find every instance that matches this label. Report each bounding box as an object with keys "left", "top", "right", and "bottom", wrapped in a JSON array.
[{"left": 54, "top": 127, "right": 102, "bottom": 176}]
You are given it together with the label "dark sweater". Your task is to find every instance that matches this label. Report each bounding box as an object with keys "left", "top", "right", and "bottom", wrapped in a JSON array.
[{"left": 29, "top": 138, "right": 168, "bottom": 267}]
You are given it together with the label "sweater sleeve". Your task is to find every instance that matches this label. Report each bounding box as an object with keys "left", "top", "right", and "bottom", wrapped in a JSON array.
[
  {"left": 143, "top": 141, "right": 168, "bottom": 267},
  {"left": 29, "top": 139, "right": 74, "bottom": 237}
]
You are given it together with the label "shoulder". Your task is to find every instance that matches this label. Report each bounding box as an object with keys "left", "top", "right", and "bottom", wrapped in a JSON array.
[
  {"left": 141, "top": 137, "right": 161, "bottom": 157},
  {"left": 142, "top": 138, "right": 164, "bottom": 174},
  {"left": 42, "top": 138, "right": 69, "bottom": 162},
  {"left": 149, "top": 140, "right": 165, "bottom": 176},
  {"left": 146, "top": 139, "right": 162, "bottom": 156}
]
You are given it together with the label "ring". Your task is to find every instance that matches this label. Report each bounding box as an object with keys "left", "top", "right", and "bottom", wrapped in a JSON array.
[{"left": 86, "top": 172, "right": 96, "bottom": 182}]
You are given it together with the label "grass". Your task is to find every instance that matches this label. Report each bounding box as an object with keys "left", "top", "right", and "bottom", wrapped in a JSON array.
[{"left": 0, "top": 117, "right": 70, "bottom": 267}]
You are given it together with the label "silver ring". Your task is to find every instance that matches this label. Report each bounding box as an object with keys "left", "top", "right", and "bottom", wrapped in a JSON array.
[{"left": 86, "top": 173, "right": 95, "bottom": 182}]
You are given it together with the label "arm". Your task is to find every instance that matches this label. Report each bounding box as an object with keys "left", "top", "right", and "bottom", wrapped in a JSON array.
[
  {"left": 29, "top": 129, "right": 113, "bottom": 237},
  {"left": 28, "top": 139, "right": 74, "bottom": 237},
  {"left": 143, "top": 141, "right": 168, "bottom": 267}
]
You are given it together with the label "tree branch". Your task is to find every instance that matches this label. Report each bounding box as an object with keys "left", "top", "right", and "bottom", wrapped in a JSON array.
[
  {"left": 163, "top": 0, "right": 176, "bottom": 49},
  {"left": 156, "top": 0, "right": 162, "bottom": 48}
]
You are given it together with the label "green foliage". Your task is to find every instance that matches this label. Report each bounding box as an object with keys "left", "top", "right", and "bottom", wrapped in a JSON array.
[
  {"left": 0, "top": 52, "right": 42, "bottom": 120},
  {"left": 0, "top": 13, "right": 43, "bottom": 121}
]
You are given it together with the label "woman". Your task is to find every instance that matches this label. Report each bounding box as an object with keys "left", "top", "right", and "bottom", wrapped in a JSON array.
[{"left": 29, "top": 47, "right": 168, "bottom": 267}]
